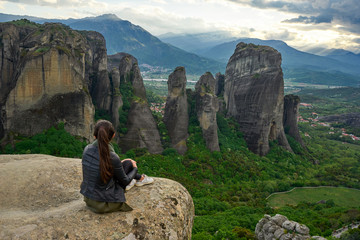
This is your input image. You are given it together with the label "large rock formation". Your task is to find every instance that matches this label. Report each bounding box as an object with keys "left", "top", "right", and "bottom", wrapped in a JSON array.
[
  {"left": 195, "top": 72, "right": 220, "bottom": 152},
  {"left": 0, "top": 21, "right": 97, "bottom": 141},
  {"left": 117, "top": 54, "right": 163, "bottom": 154},
  {"left": 0, "top": 154, "right": 195, "bottom": 240},
  {"left": 224, "top": 42, "right": 292, "bottom": 155},
  {"left": 284, "top": 94, "right": 305, "bottom": 147},
  {"left": 255, "top": 214, "right": 326, "bottom": 240},
  {"left": 84, "top": 31, "right": 112, "bottom": 112},
  {"left": 110, "top": 68, "right": 123, "bottom": 130},
  {"left": 164, "top": 67, "right": 189, "bottom": 155}
]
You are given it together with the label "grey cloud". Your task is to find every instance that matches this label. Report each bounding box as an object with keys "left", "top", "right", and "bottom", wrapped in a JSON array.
[
  {"left": 283, "top": 15, "right": 333, "bottom": 24},
  {"left": 264, "top": 29, "right": 297, "bottom": 41},
  {"left": 4, "top": 0, "right": 103, "bottom": 7},
  {"left": 227, "top": 0, "right": 360, "bottom": 34},
  {"left": 354, "top": 38, "right": 360, "bottom": 44}
]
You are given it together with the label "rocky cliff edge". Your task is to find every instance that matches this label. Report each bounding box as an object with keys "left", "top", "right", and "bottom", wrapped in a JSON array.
[{"left": 0, "top": 154, "right": 194, "bottom": 240}]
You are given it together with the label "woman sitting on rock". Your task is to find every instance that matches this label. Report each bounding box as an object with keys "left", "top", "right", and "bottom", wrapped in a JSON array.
[{"left": 80, "top": 119, "right": 153, "bottom": 213}]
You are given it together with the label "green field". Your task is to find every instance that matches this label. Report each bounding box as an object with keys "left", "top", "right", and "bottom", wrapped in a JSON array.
[{"left": 267, "top": 187, "right": 360, "bottom": 208}]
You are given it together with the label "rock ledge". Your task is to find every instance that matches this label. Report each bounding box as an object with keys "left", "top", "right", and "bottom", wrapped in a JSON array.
[{"left": 0, "top": 154, "right": 194, "bottom": 240}]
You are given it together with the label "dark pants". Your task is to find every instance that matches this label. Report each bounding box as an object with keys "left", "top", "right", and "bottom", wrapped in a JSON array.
[{"left": 122, "top": 159, "right": 142, "bottom": 180}]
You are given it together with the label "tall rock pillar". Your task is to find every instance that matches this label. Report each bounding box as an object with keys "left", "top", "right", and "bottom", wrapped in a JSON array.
[
  {"left": 284, "top": 94, "right": 305, "bottom": 147},
  {"left": 164, "top": 67, "right": 189, "bottom": 155},
  {"left": 224, "top": 42, "right": 292, "bottom": 155},
  {"left": 110, "top": 68, "right": 123, "bottom": 131},
  {"left": 84, "top": 32, "right": 112, "bottom": 112},
  {"left": 117, "top": 54, "right": 163, "bottom": 154},
  {"left": 195, "top": 72, "right": 220, "bottom": 152}
]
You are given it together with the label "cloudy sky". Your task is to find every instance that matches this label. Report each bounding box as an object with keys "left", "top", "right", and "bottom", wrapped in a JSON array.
[{"left": 1, "top": 0, "right": 360, "bottom": 53}]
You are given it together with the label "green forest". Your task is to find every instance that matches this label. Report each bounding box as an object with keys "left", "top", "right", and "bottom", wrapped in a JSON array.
[{"left": 2, "top": 87, "right": 360, "bottom": 239}]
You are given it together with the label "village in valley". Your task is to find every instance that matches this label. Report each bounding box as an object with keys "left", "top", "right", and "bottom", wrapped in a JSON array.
[{"left": 299, "top": 103, "right": 360, "bottom": 142}]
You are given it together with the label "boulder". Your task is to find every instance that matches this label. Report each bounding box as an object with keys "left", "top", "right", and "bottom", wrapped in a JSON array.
[
  {"left": 195, "top": 72, "right": 220, "bottom": 152},
  {"left": 164, "top": 67, "right": 189, "bottom": 155},
  {"left": 117, "top": 54, "right": 163, "bottom": 154},
  {"left": 224, "top": 42, "right": 292, "bottom": 155},
  {"left": 284, "top": 94, "right": 305, "bottom": 147},
  {"left": 0, "top": 154, "right": 194, "bottom": 240},
  {"left": 0, "top": 21, "right": 95, "bottom": 142},
  {"left": 255, "top": 214, "right": 319, "bottom": 240}
]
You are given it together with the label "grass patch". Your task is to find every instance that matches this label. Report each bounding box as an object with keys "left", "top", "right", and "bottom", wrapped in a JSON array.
[{"left": 267, "top": 187, "right": 360, "bottom": 208}]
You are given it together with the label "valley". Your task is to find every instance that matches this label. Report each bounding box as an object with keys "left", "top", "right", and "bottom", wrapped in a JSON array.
[{"left": 0, "top": 15, "right": 359, "bottom": 240}]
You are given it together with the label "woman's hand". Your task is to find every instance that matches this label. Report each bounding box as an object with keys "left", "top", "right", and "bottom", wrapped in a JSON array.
[
  {"left": 121, "top": 158, "right": 133, "bottom": 162},
  {"left": 131, "top": 160, "right": 137, "bottom": 168},
  {"left": 121, "top": 158, "right": 137, "bottom": 168}
]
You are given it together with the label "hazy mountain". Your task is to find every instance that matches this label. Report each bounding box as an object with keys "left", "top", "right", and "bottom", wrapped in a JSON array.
[
  {"left": 0, "top": 13, "right": 225, "bottom": 74},
  {"left": 0, "top": 13, "right": 44, "bottom": 22},
  {"left": 324, "top": 49, "right": 360, "bottom": 68},
  {"left": 200, "top": 38, "right": 360, "bottom": 75},
  {"left": 158, "top": 31, "right": 238, "bottom": 53}
]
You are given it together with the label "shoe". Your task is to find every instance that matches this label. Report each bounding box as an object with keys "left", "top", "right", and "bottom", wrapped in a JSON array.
[
  {"left": 125, "top": 179, "right": 136, "bottom": 191},
  {"left": 136, "top": 175, "right": 154, "bottom": 187}
]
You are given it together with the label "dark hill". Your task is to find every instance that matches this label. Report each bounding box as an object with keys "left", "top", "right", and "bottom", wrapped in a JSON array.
[
  {"left": 0, "top": 13, "right": 225, "bottom": 74},
  {"left": 66, "top": 14, "right": 225, "bottom": 74},
  {"left": 201, "top": 38, "right": 360, "bottom": 75},
  {"left": 198, "top": 38, "right": 360, "bottom": 86}
]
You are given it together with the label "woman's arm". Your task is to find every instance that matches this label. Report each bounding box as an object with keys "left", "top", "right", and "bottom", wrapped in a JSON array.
[{"left": 111, "top": 154, "right": 138, "bottom": 187}]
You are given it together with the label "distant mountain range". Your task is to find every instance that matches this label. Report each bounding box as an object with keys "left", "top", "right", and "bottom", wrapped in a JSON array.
[
  {"left": 161, "top": 34, "right": 360, "bottom": 75},
  {"left": 161, "top": 33, "right": 360, "bottom": 86},
  {"left": 1, "top": 12, "right": 359, "bottom": 86},
  {"left": 0, "top": 13, "right": 224, "bottom": 75},
  {"left": 158, "top": 31, "right": 238, "bottom": 53}
]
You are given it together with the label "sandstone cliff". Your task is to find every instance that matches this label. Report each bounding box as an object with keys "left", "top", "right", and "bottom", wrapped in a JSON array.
[
  {"left": 0, "top": 21, "right": 96, "bottom": 141},
  {"left": 284, "top": 94, "right": 305, "bottom": 147},
  {"left": 117, "top": 54, "right": 163, "bottom": 154},
  {"left": 255, "top": 214, "right": 326, "bottom": 240},
  {"left": 224, "top": 42, "right": 292, "bottom": 155},
  {"left": 164, "top": 67, "right": 189, "bottom": 155},
  {"left": 0, "top": 154, "right": 194, "bottom": 240},
  {"left": 195, "top": 72, "right": 220, "bottom": 152}
]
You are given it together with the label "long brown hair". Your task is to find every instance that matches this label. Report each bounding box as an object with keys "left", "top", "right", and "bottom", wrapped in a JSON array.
[{"left": 94, "top": 120, "right": 115, "bottom": 183}]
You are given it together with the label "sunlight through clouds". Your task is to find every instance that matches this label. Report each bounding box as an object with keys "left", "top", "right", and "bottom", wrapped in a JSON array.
[{"left": 0, "top": 0, "right": 359, "bottom": 53}]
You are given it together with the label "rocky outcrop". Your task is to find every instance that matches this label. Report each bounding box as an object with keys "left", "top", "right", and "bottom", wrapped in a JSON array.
[
  {"left": 0, "top": 21, "right": 95, "bottom": 141},
  {"left": 110, "top": 68, "right": 123, "bottom": 130},
  {"left": 84, "top": 31, "right": 112, "bottom": 112},
  {"left": 164, "top": 67, "right": 189, "bottom": 155},
  {"left": 195, "top": 72, "right": 220, "bottom": 152},
  {"left": 284, "top": 94, "right": 305, "bottom": 147},
  {"left": 224, "top": 42, "right": 292, "bottom": 155},
  {"left": 0, "top": 154, "right": 195, "bottom": 240},
  {"left": 255, "top": 214, "right": 326, "bottom": 240},
  {"left": 117, "top": 54, "right": 163, "bottom": 154}
]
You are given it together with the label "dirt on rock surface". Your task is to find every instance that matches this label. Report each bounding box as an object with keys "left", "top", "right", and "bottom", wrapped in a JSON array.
[{"left": 0, "top": 154, "right": 194, "bottom": 240}]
